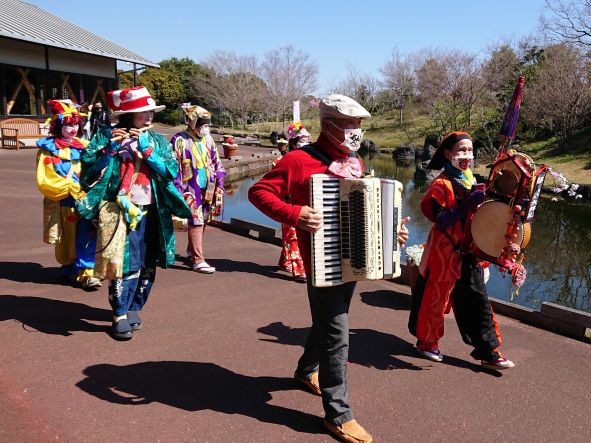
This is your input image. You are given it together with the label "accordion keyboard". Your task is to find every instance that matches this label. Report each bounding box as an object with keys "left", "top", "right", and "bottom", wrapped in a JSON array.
[{"left": 310, "top": 174, "right": 402, "bottom": 287}]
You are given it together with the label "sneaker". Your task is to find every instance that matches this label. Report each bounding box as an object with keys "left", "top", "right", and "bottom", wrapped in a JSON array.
[
  {"left": 192, "top": 262, "right": 216, "bottom": 274},
  {"left": 111, "top": 317, "right": 132, "bottom": 340},
  {"left": 416, "top": 347, "right": 444, "bottom": 362},
  {"left": 127, "top": 311, "right": 142, "bottom": 331},
  {"left": 294, "top": 275, "right": 307, "bottom": 283},
  {"left": 80, "top": 276, "right": 102, "bottom": 290},
  {"left": 294, "top": 371, "right": 321, "bottom": 396},
  {"left": 481, "top": 356, "right": 515, "bottom": 370},
  {"left": 324, "top": 419, "right": 373, "bottom": 443}
]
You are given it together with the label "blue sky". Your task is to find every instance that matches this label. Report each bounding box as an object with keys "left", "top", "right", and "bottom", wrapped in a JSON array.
[{"left": 27, "top": 0, "right": 547, "bottom": 95}]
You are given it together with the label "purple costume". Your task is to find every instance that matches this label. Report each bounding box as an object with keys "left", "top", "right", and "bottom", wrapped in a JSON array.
[{"left": 172, "top": 132, "right": 226, "bottom": 224}]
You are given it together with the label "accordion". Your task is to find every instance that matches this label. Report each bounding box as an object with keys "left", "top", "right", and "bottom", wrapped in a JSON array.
[{"left": 310, "top": 174, "right": 403, "bottom": 287}]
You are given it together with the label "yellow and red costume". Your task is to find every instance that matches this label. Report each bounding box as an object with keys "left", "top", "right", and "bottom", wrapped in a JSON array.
[{"left": 36, "top": 100, "right": 98, "bottom": 286}]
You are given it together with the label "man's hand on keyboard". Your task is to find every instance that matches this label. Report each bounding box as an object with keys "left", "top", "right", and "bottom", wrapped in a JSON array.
[{"left": 297, "top": 206, "right": 323, "bottom": 233}]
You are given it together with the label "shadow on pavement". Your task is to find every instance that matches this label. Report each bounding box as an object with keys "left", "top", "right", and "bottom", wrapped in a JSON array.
[
  {"left": 0, "top": 262, "right": 72, "bottom": 286},
  {"left": 360, "top": 290, "right": 411, "bottom": 311},
  {"left": 258, "top": 321, "right": 424, "bottom": 371},
  {"left": 77, "top": 361, "right": 324, "bottom": 435},
  {"left": 172, "top": 255, "right": 295, "bottom": 282},
  {"left": 257, "top": 322, "right": 500, "bottom": 375},
  {"left": 0, "top": 294, "right": 111, "bottom": 336}
]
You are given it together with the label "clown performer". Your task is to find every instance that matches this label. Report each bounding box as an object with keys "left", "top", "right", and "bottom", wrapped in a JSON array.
[
  {"left": 408, "top": 131, "right": 515, "bottom": 370},
  {"left": 36, "top": 99, "right": 101, "bottom": 290},
  {"left": 286, "top": 121, "right": 312, "bottom": 152},
  {"left": 77, "top": 86, "right": 191, "bottom": 340},
  {"left": 250, "top": 95, "right": 409, "bottom": 443},
  {"left": 171, "top": 105, "right": 226, "bottom": 274}
]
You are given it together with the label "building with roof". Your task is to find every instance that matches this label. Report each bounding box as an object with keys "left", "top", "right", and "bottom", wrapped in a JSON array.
[{"left": 0, "top": 0, "right": 157, "bottom": 119}]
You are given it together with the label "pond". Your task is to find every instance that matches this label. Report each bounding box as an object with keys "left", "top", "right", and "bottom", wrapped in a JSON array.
[{"left": 219, "top": 155, "right": 591, "bottom": 313}]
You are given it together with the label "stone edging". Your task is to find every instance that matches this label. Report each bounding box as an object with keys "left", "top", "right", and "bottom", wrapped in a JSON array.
[{"left": 209, "top": 218, "right": 591, "bottom": 344}]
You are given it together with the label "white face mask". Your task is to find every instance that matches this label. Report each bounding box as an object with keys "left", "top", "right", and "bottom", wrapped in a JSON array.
[
  {"left": 343, "top": 128, "right": 364, "bottom": 151},
  {"left": 450, "top": 153, "right": 474, "bottom": 171},
  {"left": 199, "top": 126, "right": 210, "bottom": 137},
  {"left": 328, "top": 120, "right": 364, "bottom": 152}
]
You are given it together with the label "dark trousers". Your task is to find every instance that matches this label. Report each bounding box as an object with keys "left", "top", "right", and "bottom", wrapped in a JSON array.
[
  {"left": 409, "top": 255, "right": 500, "bottom": 361},
  {"left": 295, "top": 280, "right": 356, "bottom": 425},
  {"left": 108, "top": 206, "right": 157, "bottom": 317},
  {"left": 451, "top": 257, "right": 500, "bottom": 361}
]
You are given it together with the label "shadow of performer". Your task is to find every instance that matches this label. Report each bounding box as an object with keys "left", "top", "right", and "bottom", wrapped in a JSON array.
[
  {"left": 0, "top": 262, "right": 72, "bottom": 286},
  {"left": 258, "top": 321, "right": 423, "bottom": 371},
  {"left": 77, "top": 361, "right": 324, "bottom": 435},
  {"left": 360, "top": 290, "right": 412, "bottom": 311},
  {"left": 0, "top": 294, "right": 111, "bottom": 336},
  {"left": 172, "top": 255, "right": 294, "bottom": 282}
]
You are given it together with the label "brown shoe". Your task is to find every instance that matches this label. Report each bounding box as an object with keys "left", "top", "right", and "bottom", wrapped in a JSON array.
[
  {"left": 324, "top": 419, "right": 373, "bottom": 443},
  {"left": 293, "top": 371, "right": 321, "bottom": 396}
]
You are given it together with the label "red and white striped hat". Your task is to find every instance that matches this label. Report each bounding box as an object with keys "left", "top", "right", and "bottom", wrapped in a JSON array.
[{"left": 107, "top": 86, "right": 165, "bottom": 116}]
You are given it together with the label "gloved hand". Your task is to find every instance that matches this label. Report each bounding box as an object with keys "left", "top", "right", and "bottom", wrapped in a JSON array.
[
  {"left": 466, "top": 189, "right": 486, "bottom": 209},
  {"left": 109, "top": 140, "right": 121, "bottom": 154},
  {"left": 137, "top": 131, "right": 151, "bottom": 154},
  {"left": 116, "top": 194, "right": 147, "bottom": 231}
]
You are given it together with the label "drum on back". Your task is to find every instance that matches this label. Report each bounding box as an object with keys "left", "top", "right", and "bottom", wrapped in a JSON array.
[{"left": 469, "top": 150, "right": 546, "bottom": 269}]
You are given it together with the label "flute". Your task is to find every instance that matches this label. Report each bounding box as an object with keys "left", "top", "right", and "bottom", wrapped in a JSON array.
[{"left": 110, "top": 125, "right": 153, "bottom": 142}]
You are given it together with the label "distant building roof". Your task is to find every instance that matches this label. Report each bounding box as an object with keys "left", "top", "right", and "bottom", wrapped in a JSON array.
[{"left": 0, "top": 0, "right": 158, "bottom": 67}]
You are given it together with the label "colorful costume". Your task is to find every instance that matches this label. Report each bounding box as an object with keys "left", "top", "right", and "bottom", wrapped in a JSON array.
[
  {"left": 274, "top": 131, "right": 306, "bottom": 281},
  {"left": 172, "top": 105, "right": 226, "bottom": 273},
  {"left": 77, "top": 86, "right": 191, "bottom": 339},
  {"left": 408, "top": 131, "right": 513, "bottom": 368},
  {"left": 36, "top": 100, "right": 100, "bottom": 289}
]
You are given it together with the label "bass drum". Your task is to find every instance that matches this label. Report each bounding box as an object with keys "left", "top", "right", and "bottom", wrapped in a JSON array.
[{"left": 470, "top": 201, "right": 531, "bottom": 261}]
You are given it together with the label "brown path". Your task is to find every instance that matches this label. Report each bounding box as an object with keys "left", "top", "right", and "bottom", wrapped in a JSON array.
[{"left": 0, "top": 148, "right": 589, "bottom": 442}]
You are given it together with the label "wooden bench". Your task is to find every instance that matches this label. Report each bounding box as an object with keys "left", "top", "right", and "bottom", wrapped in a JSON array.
[{"left": 0, "top": 118, "right": 45, "bottom": 150}]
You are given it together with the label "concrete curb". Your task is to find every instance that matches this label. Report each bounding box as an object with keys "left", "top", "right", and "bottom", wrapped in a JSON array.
[{"left": 210, "top": 218, "right": 591, "bottom": 344}]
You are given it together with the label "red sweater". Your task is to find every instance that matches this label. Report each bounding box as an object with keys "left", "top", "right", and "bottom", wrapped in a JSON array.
[{"left": 248, "top": 136, "right": 359, "bottom": 275}]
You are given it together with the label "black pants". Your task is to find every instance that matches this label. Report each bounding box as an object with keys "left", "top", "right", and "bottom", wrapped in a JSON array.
[
  {"left": 409, "top": 255, "right": 500, "bottom": 361},
  {"left": 295, "top": 280, "right": 356, "bottom": 425}
]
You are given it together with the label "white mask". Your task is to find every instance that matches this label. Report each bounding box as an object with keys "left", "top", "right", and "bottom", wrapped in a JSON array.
[
  {"left": 199, "top": 127, "right": 210, "bottom": 137},
  {"left": 450, "top": 153, "right": 473, "bottom": 171},
  {"left": 342, "top": 128, "right": 364, "bottom": 151},
  {"left": 328, "top": 120, "right": 364, "bottom": 152}
]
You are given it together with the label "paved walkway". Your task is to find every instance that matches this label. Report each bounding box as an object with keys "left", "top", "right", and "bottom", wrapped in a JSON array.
[{"left": 0, "top": 148, "right": 589, "bottom": 442}]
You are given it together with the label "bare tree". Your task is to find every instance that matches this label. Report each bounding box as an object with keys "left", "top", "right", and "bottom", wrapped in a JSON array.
[
  {"left": 523, "top": 44, "right": 591, "bottom": 146},
  {"left": 335, "top": 64, "right": 382, "bottom": 113},
  {"left": 415, "top": 49, "right": 485, "bottom": 132},
  {"left": 542, "top": 0, "right": 591, "bottom": 49},
  {"left": 260, "top": 45, "right": 318, "bottom": 125},
  {"left": 380, "top": 48, "right": 415, "bottom": 124},
  {"left": 192, "top": 51, "right": 268, "bottom": 128}
]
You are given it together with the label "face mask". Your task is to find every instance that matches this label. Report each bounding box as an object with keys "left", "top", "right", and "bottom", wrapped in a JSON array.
[
  {"left": 342, "top": 128, "right": 364, "bottom": 151},
  {"left": 328, "top": 120, "right": 364, "bottom": 152},
  {"left": 450, "top": 153, "right": 473, "bottom": 170},
  {"left": 199, "top": 127, "right": 210, "bottom": 137}
]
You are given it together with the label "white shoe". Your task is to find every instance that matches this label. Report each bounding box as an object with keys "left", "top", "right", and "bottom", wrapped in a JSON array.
[
  {"left": 192, "top": 262, "right": 216, "bottom": 274},
  {"left": 416, "top": 347, "right": 443, "bottom": 362},
  {"left": 481, "top": 356, "right": 515, "bottom": 370},
  {"left": 80, "top": 276, "right": 102, "bottom": 290}
]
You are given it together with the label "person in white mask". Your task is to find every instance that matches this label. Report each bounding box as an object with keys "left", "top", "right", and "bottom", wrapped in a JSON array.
[
  {"left": 249, "top": 94, "right": 409, "bottom": 443},
  {"left": 408, "top": 131, "right": 515, "bottom": 370},
  {"left": 171, "top": 105, "right": 226, "bottom": 274}
]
